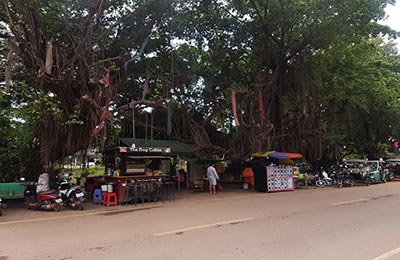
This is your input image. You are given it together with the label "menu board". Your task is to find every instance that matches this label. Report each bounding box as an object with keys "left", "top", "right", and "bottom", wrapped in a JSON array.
[{"left": 266, "top": 165, "right": 294, "bottom": 192}]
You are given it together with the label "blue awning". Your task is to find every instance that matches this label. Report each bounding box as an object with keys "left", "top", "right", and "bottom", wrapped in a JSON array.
[{"left": 267, "top": 152, "right": 289, "bottom": 159}]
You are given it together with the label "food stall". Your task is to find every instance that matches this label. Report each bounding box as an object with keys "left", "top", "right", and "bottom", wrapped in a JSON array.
[
  {"left": 187, "top": 157, "right": 225, "bottom": 192},
  {"left": 250, "top": 151, "right": 295, "bottom": 193},
  {"left": 103, "top": 146, "right": 172, "bottom": 203}
]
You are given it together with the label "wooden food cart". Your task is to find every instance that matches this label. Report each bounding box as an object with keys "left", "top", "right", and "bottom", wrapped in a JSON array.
[{"left": 104, "top": 146, "right": 172, "bottom": 203}]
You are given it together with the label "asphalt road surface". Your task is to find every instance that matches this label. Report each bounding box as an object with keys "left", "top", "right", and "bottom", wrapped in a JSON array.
[{"left": 1, "top": 182, "right": 400, "bottom": 260}]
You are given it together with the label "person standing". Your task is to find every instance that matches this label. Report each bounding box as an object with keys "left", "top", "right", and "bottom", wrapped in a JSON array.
[{"left": 207, "top": 163, "right": 219, "bottom": 194}]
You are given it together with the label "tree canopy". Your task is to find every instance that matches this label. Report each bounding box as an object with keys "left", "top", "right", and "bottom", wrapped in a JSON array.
[{"left": 1, "top": 0, "right": 400, "bottom": 179}]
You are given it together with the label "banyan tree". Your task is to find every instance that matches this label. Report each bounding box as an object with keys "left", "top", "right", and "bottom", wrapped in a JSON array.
[
  {"left": 0, "top": 0, "right": 172, "bottom": 166},
  {"left": 1, "top": 0, "right": 399, "bottom": 173}
]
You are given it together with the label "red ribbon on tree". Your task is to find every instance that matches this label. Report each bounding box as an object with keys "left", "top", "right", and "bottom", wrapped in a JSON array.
[
  {"left": 92, "top": 75, "right": 113, "bottom": 135},
  {"left": 257, "top": 71, "right": 265, "bottom": 120},
  {"left": 231, "top": 90, "right": 240, "bottom": 126}
]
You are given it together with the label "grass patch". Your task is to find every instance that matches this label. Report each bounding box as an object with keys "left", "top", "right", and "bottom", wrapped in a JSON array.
[{"left": 70, "top": 166, "right": 105, "bottom": 178}]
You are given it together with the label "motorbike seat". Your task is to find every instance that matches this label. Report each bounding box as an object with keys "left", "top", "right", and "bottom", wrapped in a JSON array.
[{"left": 38, "top": 189, "right": 56, "bottom": 195}]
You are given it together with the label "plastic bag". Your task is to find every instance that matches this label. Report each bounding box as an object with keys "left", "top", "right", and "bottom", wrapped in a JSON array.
[{"left": 36, "top": 173, "right": 49, "bottom": 193}]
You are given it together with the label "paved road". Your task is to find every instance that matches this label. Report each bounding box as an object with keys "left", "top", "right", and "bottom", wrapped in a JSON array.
[{"left": 1, "top": 182, "right": 400, "bottom": 260}]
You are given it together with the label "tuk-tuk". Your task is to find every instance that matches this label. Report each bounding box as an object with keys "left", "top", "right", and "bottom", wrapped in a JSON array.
[
  {"left": 342, "top": 159, "right": 372, "bottom": 186},
  {"left": 385, "top": 159, "right": 400, "bottom": 180},
  {"left": 366, "top": 160, "right": 387, "bottom": 183}
]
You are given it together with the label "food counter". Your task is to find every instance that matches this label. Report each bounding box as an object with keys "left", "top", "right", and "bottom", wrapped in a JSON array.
[{"left": 104, "top": 174, "right": 168, "bottom": 203}]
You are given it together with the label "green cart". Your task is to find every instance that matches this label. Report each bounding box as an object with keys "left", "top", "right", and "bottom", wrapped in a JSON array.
[{"left": 0, "top": 182, "right": 25, "bottom": 200}]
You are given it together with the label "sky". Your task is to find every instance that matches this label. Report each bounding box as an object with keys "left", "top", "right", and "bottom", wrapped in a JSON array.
[{"left": 381, "top": 2, "right": 400, "bottom": 46}]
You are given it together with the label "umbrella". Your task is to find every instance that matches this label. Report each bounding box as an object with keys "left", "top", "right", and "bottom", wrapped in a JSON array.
[{"left": 251, "top": 151, "right": 289, "bottom": 160}]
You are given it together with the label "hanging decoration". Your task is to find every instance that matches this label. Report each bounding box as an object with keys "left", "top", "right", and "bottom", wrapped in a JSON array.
[
  {"left": 124, "top": 37, "right": 149, "bottom": 69},
  {"left": 258, "top": 89, "right": 265, "bottom": 120},
  {"left": 167, "top": 100, "right": 172, "bottom": 136},
  {"left": 231, "top": 90, "right": 240, "bottom": 126},
  {"left": 142, "top": 77, "right": 149, "bottom": 100},
  {"left": 257, "top": 71, "right": 265, "bottom": 120},
  {"left": 45, "top": 40, "right": 53, "bottom": 75},
  {"left": 5, "top": 49, "right": 14, "bottom": 91},
  {"left": 92, "top": 73, "right": 113, "bottom": 135}
]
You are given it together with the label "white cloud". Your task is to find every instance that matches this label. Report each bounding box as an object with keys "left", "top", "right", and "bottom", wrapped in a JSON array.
[{"left": 381, "top": 2, "right": 400, "bottom": 46}]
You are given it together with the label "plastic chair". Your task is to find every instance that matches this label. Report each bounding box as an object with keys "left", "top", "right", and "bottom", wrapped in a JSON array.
[{"left": 93, "top": 189, "right": 102, "bottom": 204}]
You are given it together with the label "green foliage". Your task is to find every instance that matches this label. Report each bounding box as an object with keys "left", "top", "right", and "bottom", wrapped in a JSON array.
[
  {"left": 0, "top": 86, "right": 42, "bottom": 182},
  {"left": 71, "top": 167, "right": 104, "bottom": 178},
  {"left": 311, "top": 37, "right": 400, "bottom": 159},
  {"left": 66, "top": 106, "right": 84, "bottom": 125},
  {"left": 1, "top": 0, "right": 400, "bottom": 179}
]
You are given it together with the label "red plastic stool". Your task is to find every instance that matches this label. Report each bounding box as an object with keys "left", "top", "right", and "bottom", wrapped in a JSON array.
[{"left": 103, "top": 192, "right": 118, "bottom": 206}]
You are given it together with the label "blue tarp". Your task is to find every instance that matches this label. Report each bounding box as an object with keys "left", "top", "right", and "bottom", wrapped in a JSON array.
[{"left": 267, "top": 151, "right": 289, "bottom": 160}]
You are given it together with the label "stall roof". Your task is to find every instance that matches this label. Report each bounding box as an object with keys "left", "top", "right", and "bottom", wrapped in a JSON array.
[
  {"left": 119, "top": 138, "right": 197, "bottom": 156},
  {"left": 251, "top": 151, "right": 289, "bottom": 159},
  {"left": 283, "top": 152, "right": 302, "bottom": 159},
  {"left": 126, "top": 155, "right": 170, "bottom": 159}
]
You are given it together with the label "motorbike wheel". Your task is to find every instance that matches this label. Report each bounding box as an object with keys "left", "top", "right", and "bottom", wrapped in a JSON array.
[
  {"left": 75, "top": 200, "right": 84, "bottom": 210},
  {"left": 325, "top": 179, "right": 333, "bottom": 186},
  {"left": 53, "top": 204, "right": 61, "bottom": 212},
  {"left": 315, "top": 179, "right": 326, "bottom": 188},
  {"left": 337, "top": 180, "right": 343, "bottom": 188},
  {"left": 1, "top": 202, "right": 7, "bottom": 209},
  {"left": 25, "top": 202, "right": 32, "bottom": 210}
]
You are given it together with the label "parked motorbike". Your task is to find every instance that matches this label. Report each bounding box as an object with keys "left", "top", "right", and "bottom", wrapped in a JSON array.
[
  {"left": 294, "top": 173, "right": 316, "bottom": 188},
  {"left": 24, "top": 182, "right": 63, "bottom": 211},
  {"left": 328, "top": 165, "right": 342, "bottom": 186},
  {"left": 335, "top": 165, "right": 356, "bottom": 188},
  {"left": 0, "top": 197, "right": 9, "bottom": 216},
  {"left": 57, "top": 174, "right": 86, "bottom": 210},
  {"left": 298, "top": 166, "right": 318, "bottom": 188},
  {"left": 0, "top": 197, "right": 3, "bottom": 216},
  {"left": 315, "top": 167, "right": 333, "bottom": 188}
]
